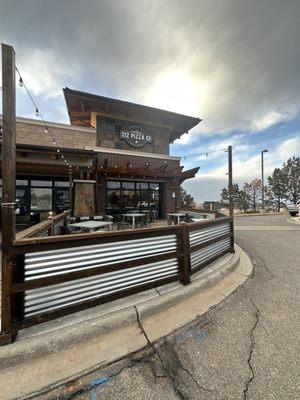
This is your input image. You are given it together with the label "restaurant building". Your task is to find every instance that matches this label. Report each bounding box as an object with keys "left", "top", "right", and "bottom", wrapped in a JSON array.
[{"left": 0, "top": 88, "right": 200, "bottom": 223}]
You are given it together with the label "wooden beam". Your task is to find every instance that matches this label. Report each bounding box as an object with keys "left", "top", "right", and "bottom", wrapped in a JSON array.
[{"left": 1, "top": 43, "right": 16, "bottom": 342}]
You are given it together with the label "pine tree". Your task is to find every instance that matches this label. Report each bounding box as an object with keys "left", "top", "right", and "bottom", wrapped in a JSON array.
[
  {"left": 179, "top": 187, "right": 195, "bottom": 208},
  {"left": 281, "top": 157, "right": 300, "bottom": 204},
  {"left": 267, "top": 168, "right": 287, "bottom": 211}
]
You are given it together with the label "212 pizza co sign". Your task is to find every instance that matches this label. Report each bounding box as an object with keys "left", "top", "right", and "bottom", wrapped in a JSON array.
[{"left": 120, "top": 126, "right": 152, "bottom": 148}]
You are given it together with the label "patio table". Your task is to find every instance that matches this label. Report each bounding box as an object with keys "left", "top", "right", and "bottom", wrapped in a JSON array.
[
  {"left": 166, "top": 213, "right": 186, "bottom": 225},
  {"left": 68, "top": 220, "right": 113, "bottom": 232},
  {"left": 191, "top": 217, "right": 203, "bottom": 222},
  {"left": 122, "top": 213, "right": 144, "bottom": 229}
]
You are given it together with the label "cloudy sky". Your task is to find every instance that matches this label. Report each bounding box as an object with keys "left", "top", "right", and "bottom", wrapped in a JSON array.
[{"left": 1, "top": 0, "right": 300, "bottom": 201}]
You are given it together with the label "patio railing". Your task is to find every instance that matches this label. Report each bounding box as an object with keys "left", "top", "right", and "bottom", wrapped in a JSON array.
[
  {"left": 15, "top": 211, "right": 70, "bottom": 239},
  {"left": 1, "top": 214, "right": 234, "bottom": 344}
]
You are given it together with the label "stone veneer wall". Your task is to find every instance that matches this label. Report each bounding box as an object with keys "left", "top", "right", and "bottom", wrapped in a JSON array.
[
  {"left": 96, "top": 114, "right": 170, "bottom": 155},
  {"left": 15, "top": 120, "right": 97, "bottom": 150}
]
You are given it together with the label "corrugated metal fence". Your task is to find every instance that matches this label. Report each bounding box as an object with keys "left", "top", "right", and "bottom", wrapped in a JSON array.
[{"left": 2, "top": 216, "right": 234, "bottom": 342}]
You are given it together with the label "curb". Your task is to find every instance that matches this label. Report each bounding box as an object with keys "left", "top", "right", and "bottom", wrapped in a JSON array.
[
  {"left": 287, "top": 217, "right": 300, "bottom": 225},
  {"left": 0, "top": 244, "right": 253, "bottom": 400}
]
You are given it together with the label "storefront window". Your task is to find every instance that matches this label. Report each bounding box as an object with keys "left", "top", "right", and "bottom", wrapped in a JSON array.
[
  {"left": 16, "top": 188, "right": 29, "bottom": 215},
  {"left": 122, "top": 181, "right": 135, "bottom": 190},
  {"left": 123, "top": 190, "right": 136, "bottom": 208},
  {"left": 107, "top": 190, "right": 121, "bottom": 208},
  {"left": 106, "top": 180, "right": 162, "bottom": 215},
  {"left": 16, "top": 179, "right": 28, "bottom": 186},
  {"left": 31, "top": 180, "right": 52, "bottom": 187},
  {"left": 31, "top": 188, "right": 52, "bottom": 210},
  {"left": 107, "top": 181, "right": 121, "bottom": 189},
  {"left": 54, "top": 181, "right": 69, "bottom": 187},
  {"left": 137, "top": 182, "right": 148, "bottom": 189},
  {"left": 55, "top": 188, "right": 69, "bottom": 212}
]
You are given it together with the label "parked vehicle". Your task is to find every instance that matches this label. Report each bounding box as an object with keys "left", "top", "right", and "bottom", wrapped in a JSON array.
[{"left": 286, "top": 201, "right": 300, "bottom": 216}]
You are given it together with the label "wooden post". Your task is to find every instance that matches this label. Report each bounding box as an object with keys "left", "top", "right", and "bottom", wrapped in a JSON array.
[
  {"left": 68, "top": 165, "right": 73, "bottom": 212},
  {"left": 178, "top": 224, "right": 191, "bottom": 285},
  {"left": 1, "top": 44, "right": 16, "bottom": 344},
  {"left": 228, "top": 145, "right": 234, "bottom": 217},
  {"left": 229, "top": 218, "right": 235, "bottom": 253}
]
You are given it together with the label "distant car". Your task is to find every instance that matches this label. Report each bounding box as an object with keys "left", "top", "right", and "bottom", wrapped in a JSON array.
[{"left": 286, "top": 201, "right": 300, "bottom": 217}]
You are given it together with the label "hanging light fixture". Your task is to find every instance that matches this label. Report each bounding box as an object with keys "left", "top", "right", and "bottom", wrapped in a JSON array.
[
  {"left": 35, "top": 107, "right": 39, "bottom": 116},
  {"left": 18, "top": 77, "right": 24, "bottom": 87}
]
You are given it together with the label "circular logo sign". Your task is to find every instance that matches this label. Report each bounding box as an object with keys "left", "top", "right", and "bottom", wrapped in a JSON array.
[{"left": 120, "top": 126, "right": 152, "bottom": 148}]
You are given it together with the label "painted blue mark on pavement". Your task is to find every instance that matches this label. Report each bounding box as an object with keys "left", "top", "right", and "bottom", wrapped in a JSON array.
[
  {"left": 177, "top": 328, "right": 207, "bottom": 343},
  {"left": 89, "top": 377, "right": 110, "bottom": 400}
]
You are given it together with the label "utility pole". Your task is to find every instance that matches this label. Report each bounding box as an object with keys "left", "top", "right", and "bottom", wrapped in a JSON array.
[
  {"left": 227, "top": 145, "right": 234, "bottom": 217},
  {"left": 261, "top": 149, "right": 268, "bottom": 210},
  {"left": 1, "top": 43, "right": 16, "bottom": 343}
]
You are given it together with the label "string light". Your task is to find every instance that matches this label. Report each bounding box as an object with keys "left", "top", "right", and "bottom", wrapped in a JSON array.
[
  {"left": 15, "top": 65, "right": 78, "bottom": 170},
  {"left": 183, "top": 148, "right": 227, "bottom": 161}
]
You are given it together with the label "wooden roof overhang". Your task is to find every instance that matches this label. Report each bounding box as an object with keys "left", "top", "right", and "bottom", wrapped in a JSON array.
[
  {"left": 178, "top": 167, "right": 200, "bottom": 184},
  {"left": 0, "top": 143, "right": 95, "bottom": 177},
  {"left": 95, "top": 154, "right": 199, "bottom": 182},
  {"left": 63, "top": 88, "right": 201, "bottom": 143}
]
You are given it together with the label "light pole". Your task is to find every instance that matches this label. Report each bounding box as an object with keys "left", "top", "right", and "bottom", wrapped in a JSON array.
[{"left": 261, "top": 149, "right": 268, "bottom": 210}]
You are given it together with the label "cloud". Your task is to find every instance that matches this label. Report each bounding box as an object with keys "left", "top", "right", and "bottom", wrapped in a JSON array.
[
  {"left": 251, "top": 109, "right": 298, "bottom": 132},
  {"left": 275, "top": 136, "right": 300, "bottom": 160},
  {"left": 183, "top": 135, "right": 300, "bottom": 201}
]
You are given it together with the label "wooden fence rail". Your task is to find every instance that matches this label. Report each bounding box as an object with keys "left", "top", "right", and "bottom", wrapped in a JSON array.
[
  {"left": 15, "top": 211, "right": 70, "bottom": 240},
  {"left": 1, "top": 215, "right": 234, "bottom": 345}
]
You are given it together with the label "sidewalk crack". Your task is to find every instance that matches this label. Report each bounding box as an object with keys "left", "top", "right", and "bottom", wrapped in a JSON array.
[
  {"left": 134, "top": 305, "right": 151, "bottom": 346},
  {"left": 243, "top": 297, "right": 260, "bottom": 400}
]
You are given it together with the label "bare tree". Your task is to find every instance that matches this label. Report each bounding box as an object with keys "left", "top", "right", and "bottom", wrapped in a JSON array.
[{"left": 243, "top": 179, "right": 262, "bottom": 211}]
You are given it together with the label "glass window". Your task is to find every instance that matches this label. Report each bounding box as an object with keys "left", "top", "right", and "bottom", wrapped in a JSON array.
[
  {"left": 137, "top": 182, "right": 148, "bottom": 190},
  {"left": 107, "top": 181, "right": 121, "bottom": 189},
  {"left": 137, "top": 190, "right": 149, "bottom": 209},
  {"left": 123, "top": 190, "right": 136, "bottom": 208},
  {"left": 55, "top": 188, "right": 69, "bottom": 212},
  {"left": 31, "top": 180, "right": 52, "bottom": 187},
  {"left": 31, "top": 188, "right": 52, "bottom": 210},
  {"left": 149, "top": 183, "right": 159, "bottom": 191},
  {"left": 122, "top": 181, "right": 135, "bottom": 190},
  {"left": 16, "top": 188, "right": 28, "bottom": 215},
  {"left": 16, "top": 179, "right": 28, "bottom": 186},
  {"left": 54, "top": 181, "right": 69, "bottom": 187},
  {"left": 107, "top": 190, "right": 121, "bottom": 208}
]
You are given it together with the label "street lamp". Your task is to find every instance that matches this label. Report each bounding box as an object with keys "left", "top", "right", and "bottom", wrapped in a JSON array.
[{"left": 261, "top": 150, "right": 268, "bottom": 210}]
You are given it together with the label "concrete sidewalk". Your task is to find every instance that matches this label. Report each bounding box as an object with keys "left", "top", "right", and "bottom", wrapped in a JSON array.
[{"left": 0, "top": 245, "right": 252, "bottom": 400}]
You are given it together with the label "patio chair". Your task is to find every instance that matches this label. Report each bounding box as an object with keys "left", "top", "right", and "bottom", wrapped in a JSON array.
[
  {"left": 183, "top": 213, "right": 192, "bottom": 223},
  {"left": 167, "top": 215, "right": 175, "bottom": 225},
  {"left": 150, "top": 209, "right": 157, "bottom": 222},
  {"left": 59, "top": 225, "right": 70, "bottom": 235},
  {"left": 79, "top": 216, "right": 90, "bottom": 222},
  {"left": 136, "top": 213, "right": 151, "bottom": 228},
  {"left": 114, "top": 213, "right": 131, "bottom": 230}
]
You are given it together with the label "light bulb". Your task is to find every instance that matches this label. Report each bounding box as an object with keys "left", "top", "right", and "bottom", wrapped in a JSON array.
[
  {"left": 19, "top": 78, "right": 24, "bottom": 87},
  {"left": 44, "top": 127, "right": 49, "bottom": 134},
  {"left": 35, "top": 108, "right": 39, "bottom": 116}
]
